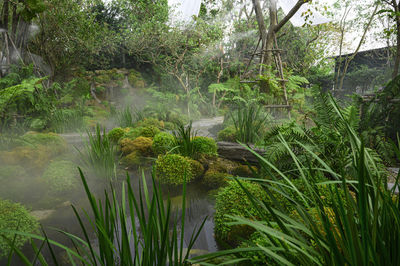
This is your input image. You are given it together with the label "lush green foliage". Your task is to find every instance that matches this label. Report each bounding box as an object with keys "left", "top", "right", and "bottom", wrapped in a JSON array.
[
  {"left": 191, "top": 96, "right": 400, "bottom": 266},
  {"left": 0, "top": 199, "right": 39, "bottom": 258},
  {"left": 230, "top": 103, "right": 270, "bottom": 144},
  {"left": 155, "top": 154, "right": 194, "bottom": 185}
]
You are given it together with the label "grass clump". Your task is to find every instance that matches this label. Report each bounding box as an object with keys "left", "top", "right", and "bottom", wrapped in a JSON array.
[
  {"left": 155, "top": 154, "right": 194, "bottom": 185},
  {"left": 78, "top": 125, "right": 118, "bottom": 179},
  {"left": 230, "top": 103, "right": 269, "bottom": 144},
  {"left": 0, "top": 199, "right": 39, "bottom": 258}
]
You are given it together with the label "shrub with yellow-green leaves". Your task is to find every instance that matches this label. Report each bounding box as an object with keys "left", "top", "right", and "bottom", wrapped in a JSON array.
[
  {"left": 108, "top": 127, "right": 125, "bottom": 143},
  {"left": 192, "top": 136, "right": 218, "bottom": 157},
  {"left": 152, "top": 132, "right": 175, "bottom": 155},
  {"left": 217, "top": 125, "right": 237, "bottom": 142},
  {"left": 189, "top": 159, "right": 205, "bottom": 179},
  {"left": 155, "top": 154, "right": 194, "bottom": 185},
  {"left": 0, "top": 199, "right": 39, "bottom": 258},
  {"left": 136, "top": 118, "right": 165, "bottom": 129},
  {"left": 202, "top": 169, "right": 232, "bottom": 188},
  {"left": 122, "top": 126, "right": 160, "bottom": 140},
  {"left": 214, "top": 180, "right": 269, "bottom": 246},
  {"left": 131, "top": 137, "right": 153, "bottom": 156}
]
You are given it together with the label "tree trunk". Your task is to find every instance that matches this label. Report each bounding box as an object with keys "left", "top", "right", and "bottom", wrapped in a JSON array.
[{"left": 392, "top": 0, "right": 400, "bottom": 78}]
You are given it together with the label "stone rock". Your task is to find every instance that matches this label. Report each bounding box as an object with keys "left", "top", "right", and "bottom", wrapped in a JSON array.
[
  {"left": 30, "top": 209, "right": 56, "bottom": 221},
  {"left": 217, "top": 141, "right": 265, "bottom": 163}
]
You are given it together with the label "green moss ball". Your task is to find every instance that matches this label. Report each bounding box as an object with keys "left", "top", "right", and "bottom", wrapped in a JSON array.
[
  {"left": 155, "top": 154, "right": 194, "bottom": 185},
  {"left": 0, "top": 199, "right": 39, "bottom": 257},
  {"left": 152, "top": 132, "right": 175, "bottom": 155}
]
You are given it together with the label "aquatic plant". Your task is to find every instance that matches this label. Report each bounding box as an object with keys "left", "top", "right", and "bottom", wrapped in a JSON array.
[
  {"left": 116, "top": 106, "right": 144, "bottom": 128},
  {"left": 0, "top": 199, "right": 39, "bottom": 258},
  {"left": 230, "top": 103, "right": 270, "bottom": 144},
  {"left": 2, "top": 170, "right": 205, "bottom": 265},
  {"left": 152, "top": 132, "right": 175, "bottom": 155},
  {"left": 155, "top": 154, "right": 194, "bottom": 185},
  {"left": 78, "top": 125, "right": 118, "bottom": 179},
  {"left": 173, "top": 122, "right": 197, "bottom": 158}
]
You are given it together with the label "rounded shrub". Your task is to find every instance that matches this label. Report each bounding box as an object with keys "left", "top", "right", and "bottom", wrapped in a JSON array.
[
  {"left": 202, "top": 169, "right": 232, "bottom": 188},
  {"left": 155, "top": 154, "right": 194, "bottom": 185},
  {"left": 217, "top": 125, "right": 237, "bottom": 142},
  {"left": 121, "top": 151, "right": 142, "bottom": 166},
  {"left": 138, "top": 126, "right": 160, "bottom": 138},
  {"left": 136, "top": 118, "right": 165, "bottom": 129},
  {"left": 189, "top": 159, "right": 205, "bottom": 179},
  {"left": 41, "top": 160, "right": 78, "bottom": 193},
  {"left": 119, "top": 138, "right": 136, "bottom": 155},
  {"left": 192, "top": 136, "right": 218, "bottom": 157},
  {"left": 214, "top": 180, "right": 268, "bottom": 246},
  {"left": 131, "top": 137, "right": 153, "bottom": 156},
  {"left": 232, "top": 164, "right": 258, "bottom": 177},
  {"left": 152, "top": 132, "right": 175, "bottom": 155},
  {"left": 0, "top": 199, "right": 39, "bottom": 258},
  {"left": 108, "top": 127, "right": 125, "bottom": 143}
]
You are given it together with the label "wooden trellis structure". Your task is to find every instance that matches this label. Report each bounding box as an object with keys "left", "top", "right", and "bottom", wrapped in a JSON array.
[{"left": 240, "top": 34, "right": 291, "bottom": 118}]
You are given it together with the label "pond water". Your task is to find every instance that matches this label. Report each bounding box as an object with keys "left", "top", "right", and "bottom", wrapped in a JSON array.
[{"left": 0, "top": 117, "right": 224, "bottom": 265}]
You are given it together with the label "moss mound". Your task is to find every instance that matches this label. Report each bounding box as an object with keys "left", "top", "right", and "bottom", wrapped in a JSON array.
[
  {"left": 192, "top": 136, "right": 218, "bottom": 157},
  {"left": 202, "top": 169, "right": 232, "bottom": 188},
  {"left": 122, "top": 126, "right": 160, "bottom": 140},
  {"left": 217, "top": 126, "right": 237, "bottom": 142},
  {"left": 121, "top": 151, "right": 142, "bottom": 166},
  {"left": 155, "top": 154, "right": 194, "bottom": 185},
  {"left": 0, "top": 165, "right": 27, "bottom": 181},
  {"left": 41, "top": 160, "right": 78, "bottom": 193},
  {"left": 131, "top": 137, "right": 153, "bottom": 156},
  {"left": 108, "top": 127, "right": 125, "bottom": 143},
  {"left": 19, "top": 132, "right": 66, "bottom": 153},
  {"left": 0, "top": 199, "right": 39, "bottom": 257},
  {"left": 232, "top": 164, "right": 258, "bottom": 177},
  {"left": 136, "top": 118, "right": 165, "bottom": 129},
  {"left": 189, "top": 159, "right": 205, "bottom": 179},
  {"left": 214, "top": 180, "right": 268, "bottom": 246},
  {"left": 152, "top": 132, "right": 175, "bottom": 155}
]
